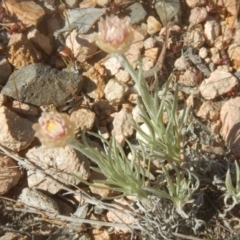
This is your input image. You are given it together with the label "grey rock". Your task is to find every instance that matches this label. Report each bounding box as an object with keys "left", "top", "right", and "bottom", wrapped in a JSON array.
[
  {"left": 1, "top": 63, "right": 84, "bottom": 107},
  {"left": 234, "top": 71, "right": 240, "bottom": 80},
  {"left": 127, "top": 2, "right": 147, "bottom": 24},
  {"left": 19, "top": 188, "right": 60, "bottom": 214},
  {"left": 54, "top": 8, "right": 106, "bottom": 37},
  {"left": 155, "top": 0, "right": 181, "bottom": 26}
]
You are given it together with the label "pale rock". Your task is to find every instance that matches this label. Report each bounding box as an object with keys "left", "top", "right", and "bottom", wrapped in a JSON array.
[
  {"left": 215, "top": 0, "right": 237, "bottom": 16},
  {"left": 188, "top": 29, "right": 205, "bottom": 48},
  {"left": 178, "top": 67, "right": 198, "bottom": 87},
  {"left": 209, "top": 62, "right": 216, "bottom": 72},
  {"left": 220, "top": 97, "right": 240, "bottom": 155},
  {"left": 79, "top": 0, "right": 97, "bottom": 8},
  {"left": 66, "top": 30, "right": 97, "bottom": 62},
  {"left": 126, "top": 28, "right": 145, "bottom": 65},
  {"left": 144, "top": 47, "right": 159, "bottom": 61},
  {"left": 189, "top": 7, "right": 208, "bottom": 26},
  {"left": 83, "top": 66, "right": 106, "bottom": 99},
  {"left": 0, "top": 106, "right": 34, "bottom": 152},
  {"left": 128, "top": 93, "right": 138, "bottom": 105},
  {"left": 0, "top": 57, "right": 12, "bottom": 85},
  {"left": 205, "top": 57, "right": 211, "bottom": 64},
  {"left": 142, "top": 57, "right": 155, "bottom": 71},
  {"left": 174, "top": 55, "right": 189, "bottom": 71},
  {"left": 0, "top": 94, "right": 8, "bottom": 106},
  {"left": 197, "top": 101, "right": 221, "bottom": 121},
  {"left": 217, "top": 65, "right": 232, "bottom": 72},
  {"left": 132, "top": 105, "right": 143, "bottom": 123},
  {"left": 178, "top": 91, "right": 185, "bottom": 101},
  {"left": 226, "top": 15, "right": 238, "bottom": 29},
  {"left": 107, "top": 200, "right": 135, "bottom": 233},
  {"left": 112, "top": 107, "right": 134, "bottom": 145},
  {"left": 0, "top": 232, "right": 27, "bottom": 240},
  {"left": 97, "top": 0, "right": 110, "bottom": 7},
  {"left": 65, "top": 0, "right": 79, "bottom": 8},
  {"left": 70, "top": 108, "right": 95, "bottom": 131},
  {"left": 159, "top": 25, "right": 181, "bottom": 36},
  {"left": 228, "top": 43, "right": 240, "bottom": 70},
  {"left": 102, "top": 56, "right": 121, "bottom": 75},
  {"left": 199, "top": 70, "right": 238, "bottom": 100},
  {"left": 186, "top": 0, "right": 206, "bottom": 8},
  {"left": 94, "top": 62, "right": 106, "bottom": 76},
  {"left": 210, "top": 47, "right": 220, "bottom": 64},
  {"left": 199, "top": 47, "right": 208, "bottom": 59},
  {"left": 19, "top": 188, "right": 60, "bottom": 214},
  {"left": 10, "top": 100, "right": 39, "bottom": 117},
  {"left": 89, "top": 172, "right": 117, "bottom": 198},
  {"left": 91, "top": 229, "right": 111, "bottom": 240},
  {"left": 26, "top": 145, "right": 90, "bottom": 194},
  {"left": 144, "top": 37, "right": 156, "bottom": 49},
  {"left": 211, "top": 120, "right": 221, "bottom": 134},
  {"left": 234, "top": 28, "right": 240, "bottom": 44},
  {"left": 142, "top": 47, "right": 159, "bottom": 71},
  {"left": 186, "top": 94, "right": 194, "bottom": 108},
  {"left": 28, "top": 29, "right": 53, "bottom": 55},
  {"left": 136, "top": 123, "right": 151, "bottom": 144},
  {"left": 7, "top": 33, "right": 41, "bottom": 69},
  {"left": 204, "top": 19, "right": 221, "bottom": 46},
  {"left": 202, "top": 144, "right": 225, "bottom": 156},
  {"left": 98, "top": 126, "right": 110, "bottom": 139},
  {"left": 115, "top": 70, "right": 130, "bottom": 83},
  {"left": 104, "top": 79, "right": 129, "bottom": 105},
  {"left": 0, "top": 155, "right": 21, "bottom": 195},
  {"left": 3, "top": 0, "right": 45, "bottom": 27},
  {"left": 147, "top": 16, "right": 162, "bottom": 35},
  {"left": 214, "top": 26, "right": 233, "bottom": 50}
]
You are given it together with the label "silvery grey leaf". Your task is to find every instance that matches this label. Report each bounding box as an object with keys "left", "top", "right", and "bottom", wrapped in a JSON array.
[{"left": 54, "top": 8, "right": 106, "bottom": 37}]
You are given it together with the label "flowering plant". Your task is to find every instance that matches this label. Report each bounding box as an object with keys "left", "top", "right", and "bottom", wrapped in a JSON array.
[
  {"left": 32, "top": 112, "right": 75, "bottom": 148},
  {"left": 96, "top": 15, "right": 134, "bottom": 54}
]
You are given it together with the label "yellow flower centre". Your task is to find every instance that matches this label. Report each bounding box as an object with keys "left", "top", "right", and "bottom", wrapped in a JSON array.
[
  {"left": 45, "top": 119, "right": 65, "bottom": 139},
  {"left": 46, "top": 120, "right": 59, "bottom": 132}
]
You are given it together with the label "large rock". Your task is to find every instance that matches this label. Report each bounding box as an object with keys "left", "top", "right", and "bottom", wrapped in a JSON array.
[
  {"left": 127, "top": 2, "right": 147, "bottom": 24},
  {"left": 220, "top": 97, "right": 240, "bottom": 155},
  {"left": 26, "top": 145, "right": 90, "bottom": 194},
  {"left": 19, "top": 188, "right": 60, "bottom": 214},
  {"left": 0, "top": 155, "right": 21, "bottom": 195},
  {"left": 155, "top": 0, "right": 181, "bottom": 26},
  {"left": 0, "top": 106, "right": 35, "bottom": 152},
  {"left": 1, "top": 63, "right": 84, "bottom": 107},
  {"left": 7, "top": 33, "right": 41, "bottom": 69},
  {"left": 3, "top": 0, "right": 45, "bottom": 27},
  {"left": 199, "top": 70, "right": 238, "bottom": 100}
]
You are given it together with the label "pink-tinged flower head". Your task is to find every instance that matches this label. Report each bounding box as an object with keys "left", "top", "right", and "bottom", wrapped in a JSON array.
[
  {"left": 32, "top": 112, "right": 75, "bottom": 148},
  {"left": 96, "top": 15, "right": 134, "bottom": 54}
]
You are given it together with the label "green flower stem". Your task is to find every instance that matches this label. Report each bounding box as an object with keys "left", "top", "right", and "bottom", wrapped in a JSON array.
[
  {"left": 116, "top": 54, "right": 143, "bottom": 95},
  {"left": 69, "top": 138, "right": 101, "bottom": 165},
  {"left": 116, "top": 54, "right": 156, "bottom": 122},
  {"left": 69, "top": 138, "right": 149, "bottom": 199}
]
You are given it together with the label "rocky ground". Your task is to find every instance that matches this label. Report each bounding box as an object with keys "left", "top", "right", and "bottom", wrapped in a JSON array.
[{"left": 0, "top": 0, "right": 240, "bottom": 239}]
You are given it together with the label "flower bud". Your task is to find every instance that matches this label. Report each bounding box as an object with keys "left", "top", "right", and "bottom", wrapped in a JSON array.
[
  {"left": 33, "top": 112, "right": 75, "bottom": 148},
  {"left": 96, "top": 15, "right": 134, "bottom": 54}
]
